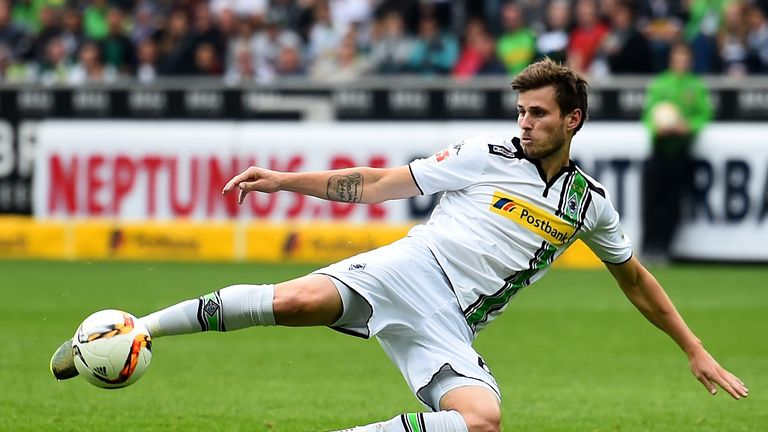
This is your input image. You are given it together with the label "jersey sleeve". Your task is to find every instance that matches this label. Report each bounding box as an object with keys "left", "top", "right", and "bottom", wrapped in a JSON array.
[
  {"left": 409, "top": 134, "right": 491, "bottom": 195},
  {"left": 580, "top": 194, "right": 633, "bottom": 264}
]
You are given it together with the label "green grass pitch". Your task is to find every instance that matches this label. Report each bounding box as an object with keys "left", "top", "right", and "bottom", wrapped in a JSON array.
[{"left": 1, "top": 260, "right": 766, "bottom": 431}]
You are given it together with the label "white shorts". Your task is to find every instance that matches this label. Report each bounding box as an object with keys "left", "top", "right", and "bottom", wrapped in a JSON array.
[{"left": 313, "top": 236, "right": 501, "bottom": 410}]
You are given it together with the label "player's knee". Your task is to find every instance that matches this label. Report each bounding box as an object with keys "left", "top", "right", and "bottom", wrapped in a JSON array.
[
  {"left": 273, "top": 276, "right": 342, "bottom": 325},
  {"left": 441, "top": 385, "right": 501, "bottom": 432},
  {"left": 273, "top": 286, "right": 315, "bottom": 318},
  {"left": 461, "top": 408, "right": 501, "bottom": 432}
]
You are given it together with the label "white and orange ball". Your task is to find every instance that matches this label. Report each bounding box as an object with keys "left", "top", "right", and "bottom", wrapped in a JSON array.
[{"left": 72, "top": 309, "right": 152, "bottom": 389}]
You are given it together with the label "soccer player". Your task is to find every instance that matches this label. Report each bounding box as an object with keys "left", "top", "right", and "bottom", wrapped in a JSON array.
[{"left": 51, "top": 59, "right": 748, "bottom": 432}]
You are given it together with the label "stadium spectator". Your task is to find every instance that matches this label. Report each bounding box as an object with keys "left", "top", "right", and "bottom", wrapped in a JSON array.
[
  {"left": 156, "top": 9, "right": 196, "bottom": 75},
  {"left": 568, "top": 0, "right": 609, "bottom": 74},
  {"left": 191, "top": 1, "right": 226, "bottom": 67},
  {"left": 0, "top": 44, "right": 9, "bottom": 77},
  {"left": 329, "top": 0, "right": 374, "bottom": 34},
  {"left": 311, "top": 28, "right": 370, "bottom": 82},
  {"left": 83, "top": 0, "right": 109, "bottom": 40},
  {"left": 59, "top": 6, "right": 84, "bottom": 63},
  {"left": 215, "top": 5, "right": 238, "bottom": 39},
  {"left": 683, "top": 0, "right": 726, "bottom": 73},
  {"left": 599, "top": 0, "right": 653, "bottom": 75},
  {"left": 478, "top": 0, "right": 505, "bottom": 36},
  {"left": 269, "top": 0, "right": 306, "bottom": 34},
  {"left": 192, "top": 41, "right": 223, "bottom": 75},
  {"left": 717, "top": 0, "right": 748, "bottom": 76},
  {"left": 68, "top": 39, "right": 117, "bottom": 84},
  {"left": 375, "top": 0, "right": 421, "bottom": 34},
  {"left": 746, "top": 3, "right": 768, "bottom": 73},
  {"left": 516, "top": 0, "right": 550, "bottom": 34},
  {"left": 136, "top": 37, "right": 159, "bottom": 83},
  {"left": 224, "top": 40, "right": 258, "bottom": 84},
  {"left": 102, "top": 7, "right": 136, "bottom": 75},
  {"left": 274, "top": 42, "right": 305, "bottom": 77},
  {"left": 38, "top": 36, "right": 70, "bottom": 84},
  {"left": 29, "top": 5, "right": 61, "bottom": 64},
  {"left": 407, "top": 13, "right": 459, "bottom": 75},
  {"left": 598, "top": 0, "right": 619, "bottom": 22},
  {"left": 496, "top": 1, "right": 536, "bottom": 75},
  {"left": 224, "top": 13, "right": 254, "bottom": 74},
  {"left": 10, "top": 0, "right": 44, "bottom": 33},
  {"left": 419, "top": 0, "right": 457, "bottom": 30},
  {"left": 641, "top": 42, "right": 712, "bottom": 262},
  {"left": 535, "top": 0, "right": 570, "bottom": 64},
  {"left": 130, "top": 2, "right": 159, "bottom": 45},
  {"left": 307, "top": 0, "right": 342, "bottom": 64},
  {"left": 368, "top": 10, "right": 413, "bottom": 73},
  {"left": 638, "top": 0, "right": 685, "bottom": 71},
  {"left": 0, "top": 0, "right": 32, "bottom": 63},
  {"left": 251, "top": 9, "right": 303, "bottom": 78},
  {"left": 453, "top": 19, "right": 506, "bottom": 78}
]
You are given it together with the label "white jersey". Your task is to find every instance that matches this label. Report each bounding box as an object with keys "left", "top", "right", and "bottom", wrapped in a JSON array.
[{"left": 408, "top": 133, "right": 632, "bottom": 331}]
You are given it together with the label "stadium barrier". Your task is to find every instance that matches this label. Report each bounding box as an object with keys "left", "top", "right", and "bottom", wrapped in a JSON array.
[
  {"left": 0, "top": 216, "right": 606, "bottom": 268},
  {"left": 26, "top": 120, "right": 768, "bottom": 262},
  {"left": 1, "top": 119, "right": 766, "bottom": 262}
]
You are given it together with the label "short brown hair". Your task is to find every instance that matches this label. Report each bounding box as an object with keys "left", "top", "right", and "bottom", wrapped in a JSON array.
[{"left": 511, "top": 58, "right": 589, "bottom": 133}]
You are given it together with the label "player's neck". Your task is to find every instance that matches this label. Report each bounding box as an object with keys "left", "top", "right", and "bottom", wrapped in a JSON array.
[{"left": 538, "top": 146, "right": 572, "bottom": 182}]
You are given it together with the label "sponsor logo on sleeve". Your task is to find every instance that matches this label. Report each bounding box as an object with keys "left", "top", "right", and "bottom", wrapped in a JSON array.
[
  {"left": 435, "top": 149, "right": 450, "bottom": 162},
  {"left": 487, "top": 144, "right": 515, "bottom": 159}
]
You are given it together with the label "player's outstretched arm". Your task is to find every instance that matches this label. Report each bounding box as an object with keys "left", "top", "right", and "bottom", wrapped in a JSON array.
[
  {"left": 605, "top": 256, "right": 749, "bottom": 400},
  {"left": 222, "top": 165, "right": 421, "bottom": 205}
]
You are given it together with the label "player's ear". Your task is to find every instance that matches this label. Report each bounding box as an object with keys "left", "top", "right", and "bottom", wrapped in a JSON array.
[{"left": 565, "top": 109, "right": 582, "bottom": 132}]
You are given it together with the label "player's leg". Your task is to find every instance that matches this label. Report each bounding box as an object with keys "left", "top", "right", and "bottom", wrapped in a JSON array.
[
  {"left": 332, "top": 411, "right": 469, "bottom": 432},
  {"left": 439, "top": 386, "right": 502, "bottom": 432},
  {"left": 325, "top": 236, "right": 501, "bottom": 432},
  {"left": 51, "top": 275, "right": 342, "bottom": 379},
  {"left": 140, "top": 274, "right": 343, "bottom": 337},
  {"left": 331, "top": 377, "right": 500, "bottom": 432}
]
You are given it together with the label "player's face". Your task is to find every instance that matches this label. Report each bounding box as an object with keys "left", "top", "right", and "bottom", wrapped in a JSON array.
[{"left": 517, "top": 86, "right": 576, "bottom": 161}]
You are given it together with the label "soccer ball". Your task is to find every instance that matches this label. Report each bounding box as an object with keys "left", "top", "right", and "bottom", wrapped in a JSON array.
[{"left": 72, "top": 309, "right": 152, "bottom": 389}]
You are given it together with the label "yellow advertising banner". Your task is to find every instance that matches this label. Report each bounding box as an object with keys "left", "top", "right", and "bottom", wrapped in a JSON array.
[
  {"left": 0, "top": 218, "right": 601, "bottom": 267},
  {"left": 0, "top": 217, "right": 66, "bottom": 258},
  {"left": 254, "top": 223, "right": 412, "bottom": 264},
  {"left": 73, "top": 221, "right": 236, "bottom": 261}
]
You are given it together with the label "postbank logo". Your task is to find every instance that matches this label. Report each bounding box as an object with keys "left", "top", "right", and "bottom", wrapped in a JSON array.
[{"left": 490, "top": 191, "right": 575, "bottom": 245}]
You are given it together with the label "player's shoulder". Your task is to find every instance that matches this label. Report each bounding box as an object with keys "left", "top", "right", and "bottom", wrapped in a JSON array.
[
  {"left": 572, "top": 164, "right": 608, "bottom": 200},
  {"left": 461, "top": 133, "right": 521, "bottom": 160}
]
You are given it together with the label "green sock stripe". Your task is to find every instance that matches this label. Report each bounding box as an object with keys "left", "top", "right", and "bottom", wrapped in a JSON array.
[
  {"left": 407, "top": 413, "right": 421, "bottom": 432},
  {"left": 201, "top": 292, "right": 222, "bottom": 332}
]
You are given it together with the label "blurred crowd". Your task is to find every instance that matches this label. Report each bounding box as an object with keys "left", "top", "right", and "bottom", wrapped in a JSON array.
[{"left": 1, "top": 0, "right": 767, "bottom": 85}]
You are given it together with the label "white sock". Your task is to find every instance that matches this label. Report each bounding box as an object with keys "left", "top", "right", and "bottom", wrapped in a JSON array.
[
  {"left": 335, "top": 411, "right": 468, "bottom": 432},
  {"left": 140, "top": 284, "right": 275, "bottom": 337}
]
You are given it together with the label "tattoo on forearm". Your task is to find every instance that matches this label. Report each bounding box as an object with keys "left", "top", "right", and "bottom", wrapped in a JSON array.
[{"left": 327, "top": 173, "right": 363, "bottom": 203}]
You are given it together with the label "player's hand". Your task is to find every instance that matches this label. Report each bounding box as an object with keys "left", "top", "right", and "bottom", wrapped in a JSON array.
[
  {"left": 689, "top": 348, "right": 748, "bottom": 399},
  {"left": 222, "top": 166, "right": 282, "bottom": 205}
]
